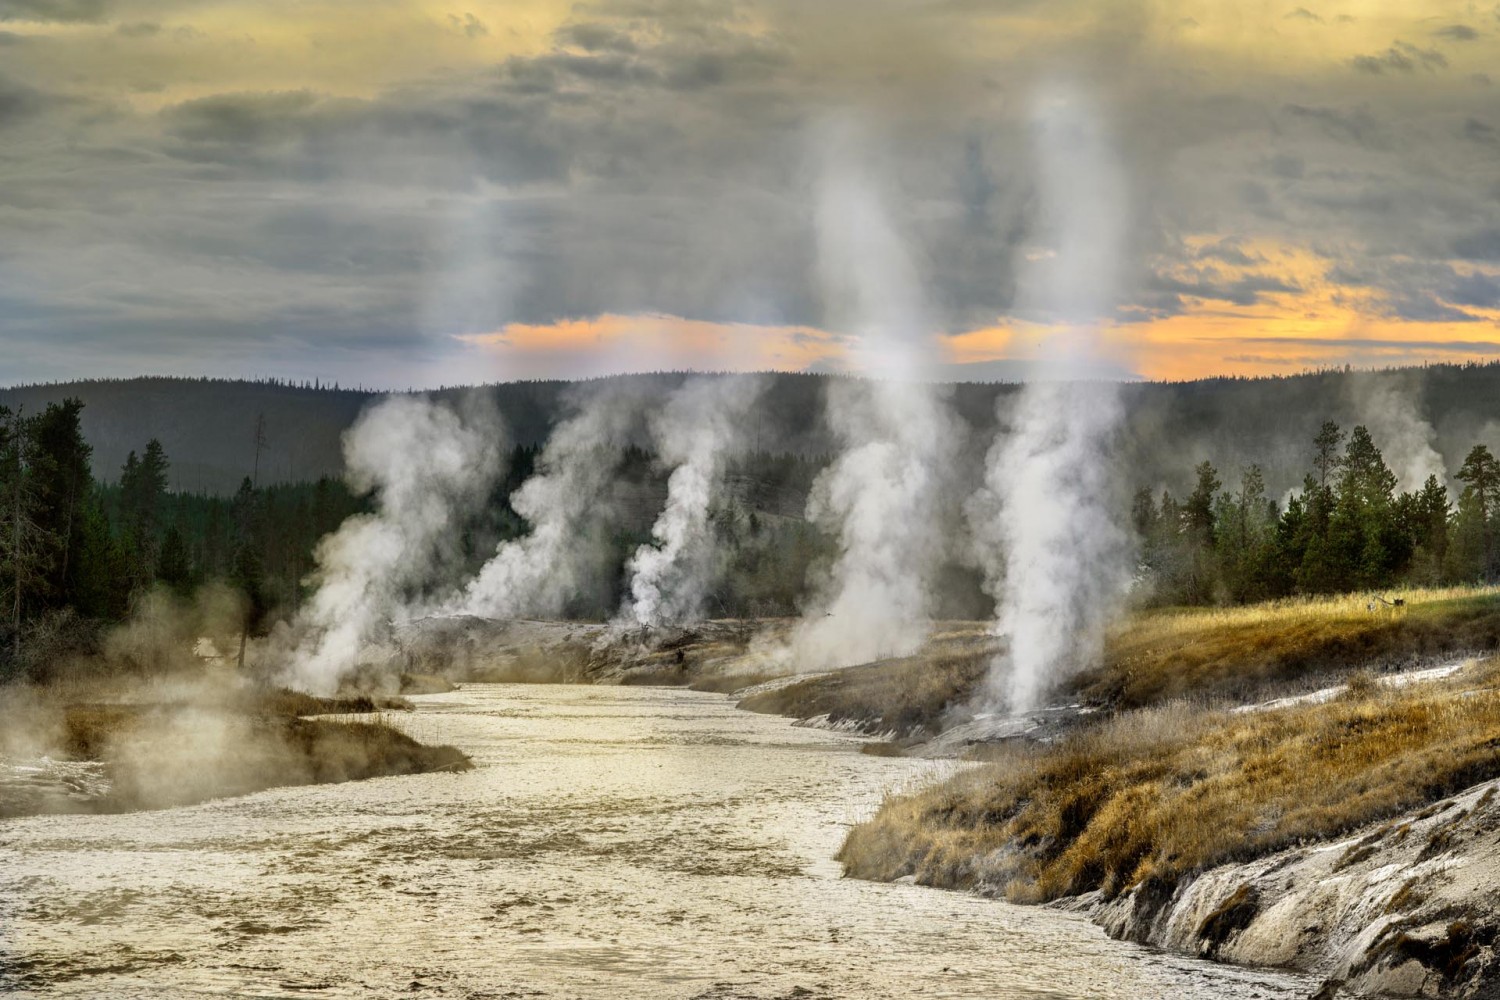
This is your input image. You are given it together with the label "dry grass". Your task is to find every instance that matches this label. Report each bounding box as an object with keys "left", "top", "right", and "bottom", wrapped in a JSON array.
[
  {"left": 743, "top": 590, "right": 1500, "bottom": 738},
  {"left": 1086, "top": 587, "right": 1500, "bottom": 708},
  {"left": 840, "top": 660, "right": 1500, "bottom": 903}
]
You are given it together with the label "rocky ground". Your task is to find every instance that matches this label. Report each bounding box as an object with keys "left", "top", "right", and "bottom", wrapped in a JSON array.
[
  {"left": 388, "top": 614, "right": 793, "bottom": 687},
  {"left": 1085, "top": 776, "right": 1500, "bottom": 998}
]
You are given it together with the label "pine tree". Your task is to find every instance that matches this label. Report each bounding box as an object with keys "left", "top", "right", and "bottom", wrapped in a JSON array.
[
  {"left": 157, "top": 525, "right": 192, "bottom": 594},
  {"left": 1455, "top": 445, "right": 1500, "bottom": 579},
  {"left": 1328, "top": 426, "right": 1402, "bottom": 588},
  {"left": 1402, "top": 474, "right": 1451, "bottom": 584},
  {"left": 30, "top": 399, "right": 93, "bottom": 607},
  {"left": 0, "top": 408, "right": 60, "bottom": 662},
  {"left": 1313, "top": 420, "right": 1343, "bottom": 488},
  {"left": 119, "top": 439, "right": 170, "bottom": 589}
]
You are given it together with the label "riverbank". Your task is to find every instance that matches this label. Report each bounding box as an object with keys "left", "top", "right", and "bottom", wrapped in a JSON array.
[
  {"left": 0, "top": 670, "right": 470, "bottom": 817},
  {"left": 818, "top": 588, "right": 1500, "bottom": 997}
]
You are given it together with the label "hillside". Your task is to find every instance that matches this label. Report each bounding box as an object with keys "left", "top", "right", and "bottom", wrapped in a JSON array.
[{"left": 4, "top": 364, "right": 1500, "bottom": 495}]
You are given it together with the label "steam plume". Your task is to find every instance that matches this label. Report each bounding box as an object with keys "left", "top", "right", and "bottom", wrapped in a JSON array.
[
  {"left": 625, "top": 375, "right": 763, "bottom": 626},
  {"left": 281, "top": 394, "right": 503, "bottom": 693},
  {"left": 1348, "top": 373, "right": 1447, "bottom": 493},
  {"left": 786, "top": 115, "right": 957, "bottom": 669},
  {"left": 972, "top": 85, "right": 1133, "bottom": 713},
  {"left": 453, "top": 382, "right": 643, "bottom": 619}
]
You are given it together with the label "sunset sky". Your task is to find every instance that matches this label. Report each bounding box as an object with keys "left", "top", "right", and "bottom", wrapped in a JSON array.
[{"left": 1, "top": 0, "right": 1497, "bottom": 386}]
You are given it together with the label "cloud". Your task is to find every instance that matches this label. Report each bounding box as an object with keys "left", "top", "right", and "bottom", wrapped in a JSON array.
[
  {"left": 1454, "top": 229, "right": 1500, "bottom": 261},
  {"left": 0, "top": 0, "right": 1499, "bottom": 383},
  {"left": 448, "top": 12, "right": 488, "bottom": 38},
  {"left": 1230, "top": 335, "right": 1500, "bottom": 354},
  {"left": 1351, "top": 41, "right": 1448, "bottom": 74},
  {"left": 0, "top": 71, "right": 47, "bottom": 127},
  {"left": 1433, "top": 24, "right": 1479, "bottom": 42},
  {"left": 1148, "top": 267, "right": 1300, "bottom": 308},
  {"left": 0, "top": 0, "right": 106, "bottom": 22},
  {"left": 1465, "top": 117, "right": 1497, "bottom": 143}
]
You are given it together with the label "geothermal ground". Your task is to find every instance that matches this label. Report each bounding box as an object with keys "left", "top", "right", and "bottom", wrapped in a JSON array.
[{"left": 10, "top": 589, "right": 1500, "bottom": 996}]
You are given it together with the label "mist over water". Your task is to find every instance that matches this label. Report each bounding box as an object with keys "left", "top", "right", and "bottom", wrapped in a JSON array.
[
  {"left": 783, "top": 116, "right": 958, "bottom": 670},
  {"left": 972, "top": 86, "right": 1134, "bottom": 713}
]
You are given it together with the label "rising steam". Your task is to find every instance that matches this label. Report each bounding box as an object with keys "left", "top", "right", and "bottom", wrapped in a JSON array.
[
  {"left": 971, "top": 85, "right": 1133, "bottom": 713},
  {"left": 1348, "top": 373, "right": 1447, "bottom": 493},
  {"left": 625, "top": 376, "right": 763, "bottom": 627},
  {"left": 280, "top": 394, "right": 504, "bottom": 693},
  {"left": 784, "top": 115, "right": 958, "bottom": 670},
  {"left": 452, "top": 383, "right": 644, "bottom": 620}
]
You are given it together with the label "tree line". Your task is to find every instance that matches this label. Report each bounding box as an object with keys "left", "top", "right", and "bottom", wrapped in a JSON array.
[
  {"left": 6, "top": 397, "right": 1499, "bottom": 683},
  {"left": 0, "top": 398, "right": 831, "bottom": 682},
  {"left": 1133, "top": 420, "right": 1499, "bottom": 605},
  {"left": 0, "top": 399, "right": 367, "bottom": 680}
]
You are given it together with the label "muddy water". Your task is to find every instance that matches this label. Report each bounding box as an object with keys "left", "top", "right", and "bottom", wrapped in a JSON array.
[{"left": 1, "top": 685, "right": 1313, "bottom": 998}]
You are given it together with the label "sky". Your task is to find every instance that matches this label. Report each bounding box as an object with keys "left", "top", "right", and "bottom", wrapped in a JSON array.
[{"left": 1, "top": 0, "right": 1498, "bottom": 387}]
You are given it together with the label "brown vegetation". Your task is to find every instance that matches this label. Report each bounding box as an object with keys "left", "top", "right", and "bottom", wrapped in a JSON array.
[
  {"left": 1083, "top": 588, "right": 1500, "bottom": 708},
  {"left": 839, "top": 653, "right": 1500, "bottom": 905}
]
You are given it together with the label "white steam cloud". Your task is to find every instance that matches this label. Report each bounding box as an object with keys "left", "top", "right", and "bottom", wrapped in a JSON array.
[
  {"left": 453, "top": 383, "right": 643, "bottom": 619},
  {"left": 625, "top": 376, "right": 763, "bottom": 627},
  {"left": 971, "top": 85, "right": 1133, "bottom": 713},
  {"left": 785, "top": 115, "right": 958, "bottom": 669},
  {"left": 281, "top": 394, "right": 504, "bottom": 694},
  {"left": 1348, "top": 374, "right": 1447, "bottom": 493}
]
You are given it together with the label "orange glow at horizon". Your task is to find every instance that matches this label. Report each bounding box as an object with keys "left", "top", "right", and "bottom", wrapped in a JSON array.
[
  {"left": 948, "top": 239, "right": 1500, "bottom": 381},
  {"left": 456, "top": 241, "right": 1500, "bottom": 381}
]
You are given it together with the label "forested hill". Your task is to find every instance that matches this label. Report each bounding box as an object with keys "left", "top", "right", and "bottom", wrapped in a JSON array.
[
  {"left": 0, "top": 374, "right": 837, "bottom": 493},
  {"left": 5, "top": 365, "right": 1500, "bottom": 495}
]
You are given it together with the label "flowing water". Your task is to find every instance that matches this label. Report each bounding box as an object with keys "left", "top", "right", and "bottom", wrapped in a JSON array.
[{"left": 0, "top": 684, "right": 1314, "bottom": 998}]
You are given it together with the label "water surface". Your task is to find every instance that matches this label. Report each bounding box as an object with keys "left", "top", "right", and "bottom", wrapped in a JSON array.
[{"left": 0, "top": 684, "right": 1313, "bottom": 998}]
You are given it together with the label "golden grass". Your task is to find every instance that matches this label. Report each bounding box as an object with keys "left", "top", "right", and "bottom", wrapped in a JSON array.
[
  {"left": 839, "top": 658, "right": 1500, "bottom": 903},
  {"left": 740, "top": 591, "right": 1500, "bottom": 740},
  {"left": 1087, "top": 587, "right": 1500, "bottom": 708}
]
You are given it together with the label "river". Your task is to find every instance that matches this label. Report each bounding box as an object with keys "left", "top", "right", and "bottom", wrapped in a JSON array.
[{"left": 0, "top": 684, "right": 1314, "bottom": 998}]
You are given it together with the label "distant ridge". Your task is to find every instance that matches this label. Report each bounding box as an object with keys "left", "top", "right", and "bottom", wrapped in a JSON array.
[{"left": 5, "top": 364, "right": 1500, "bottom": 496}]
